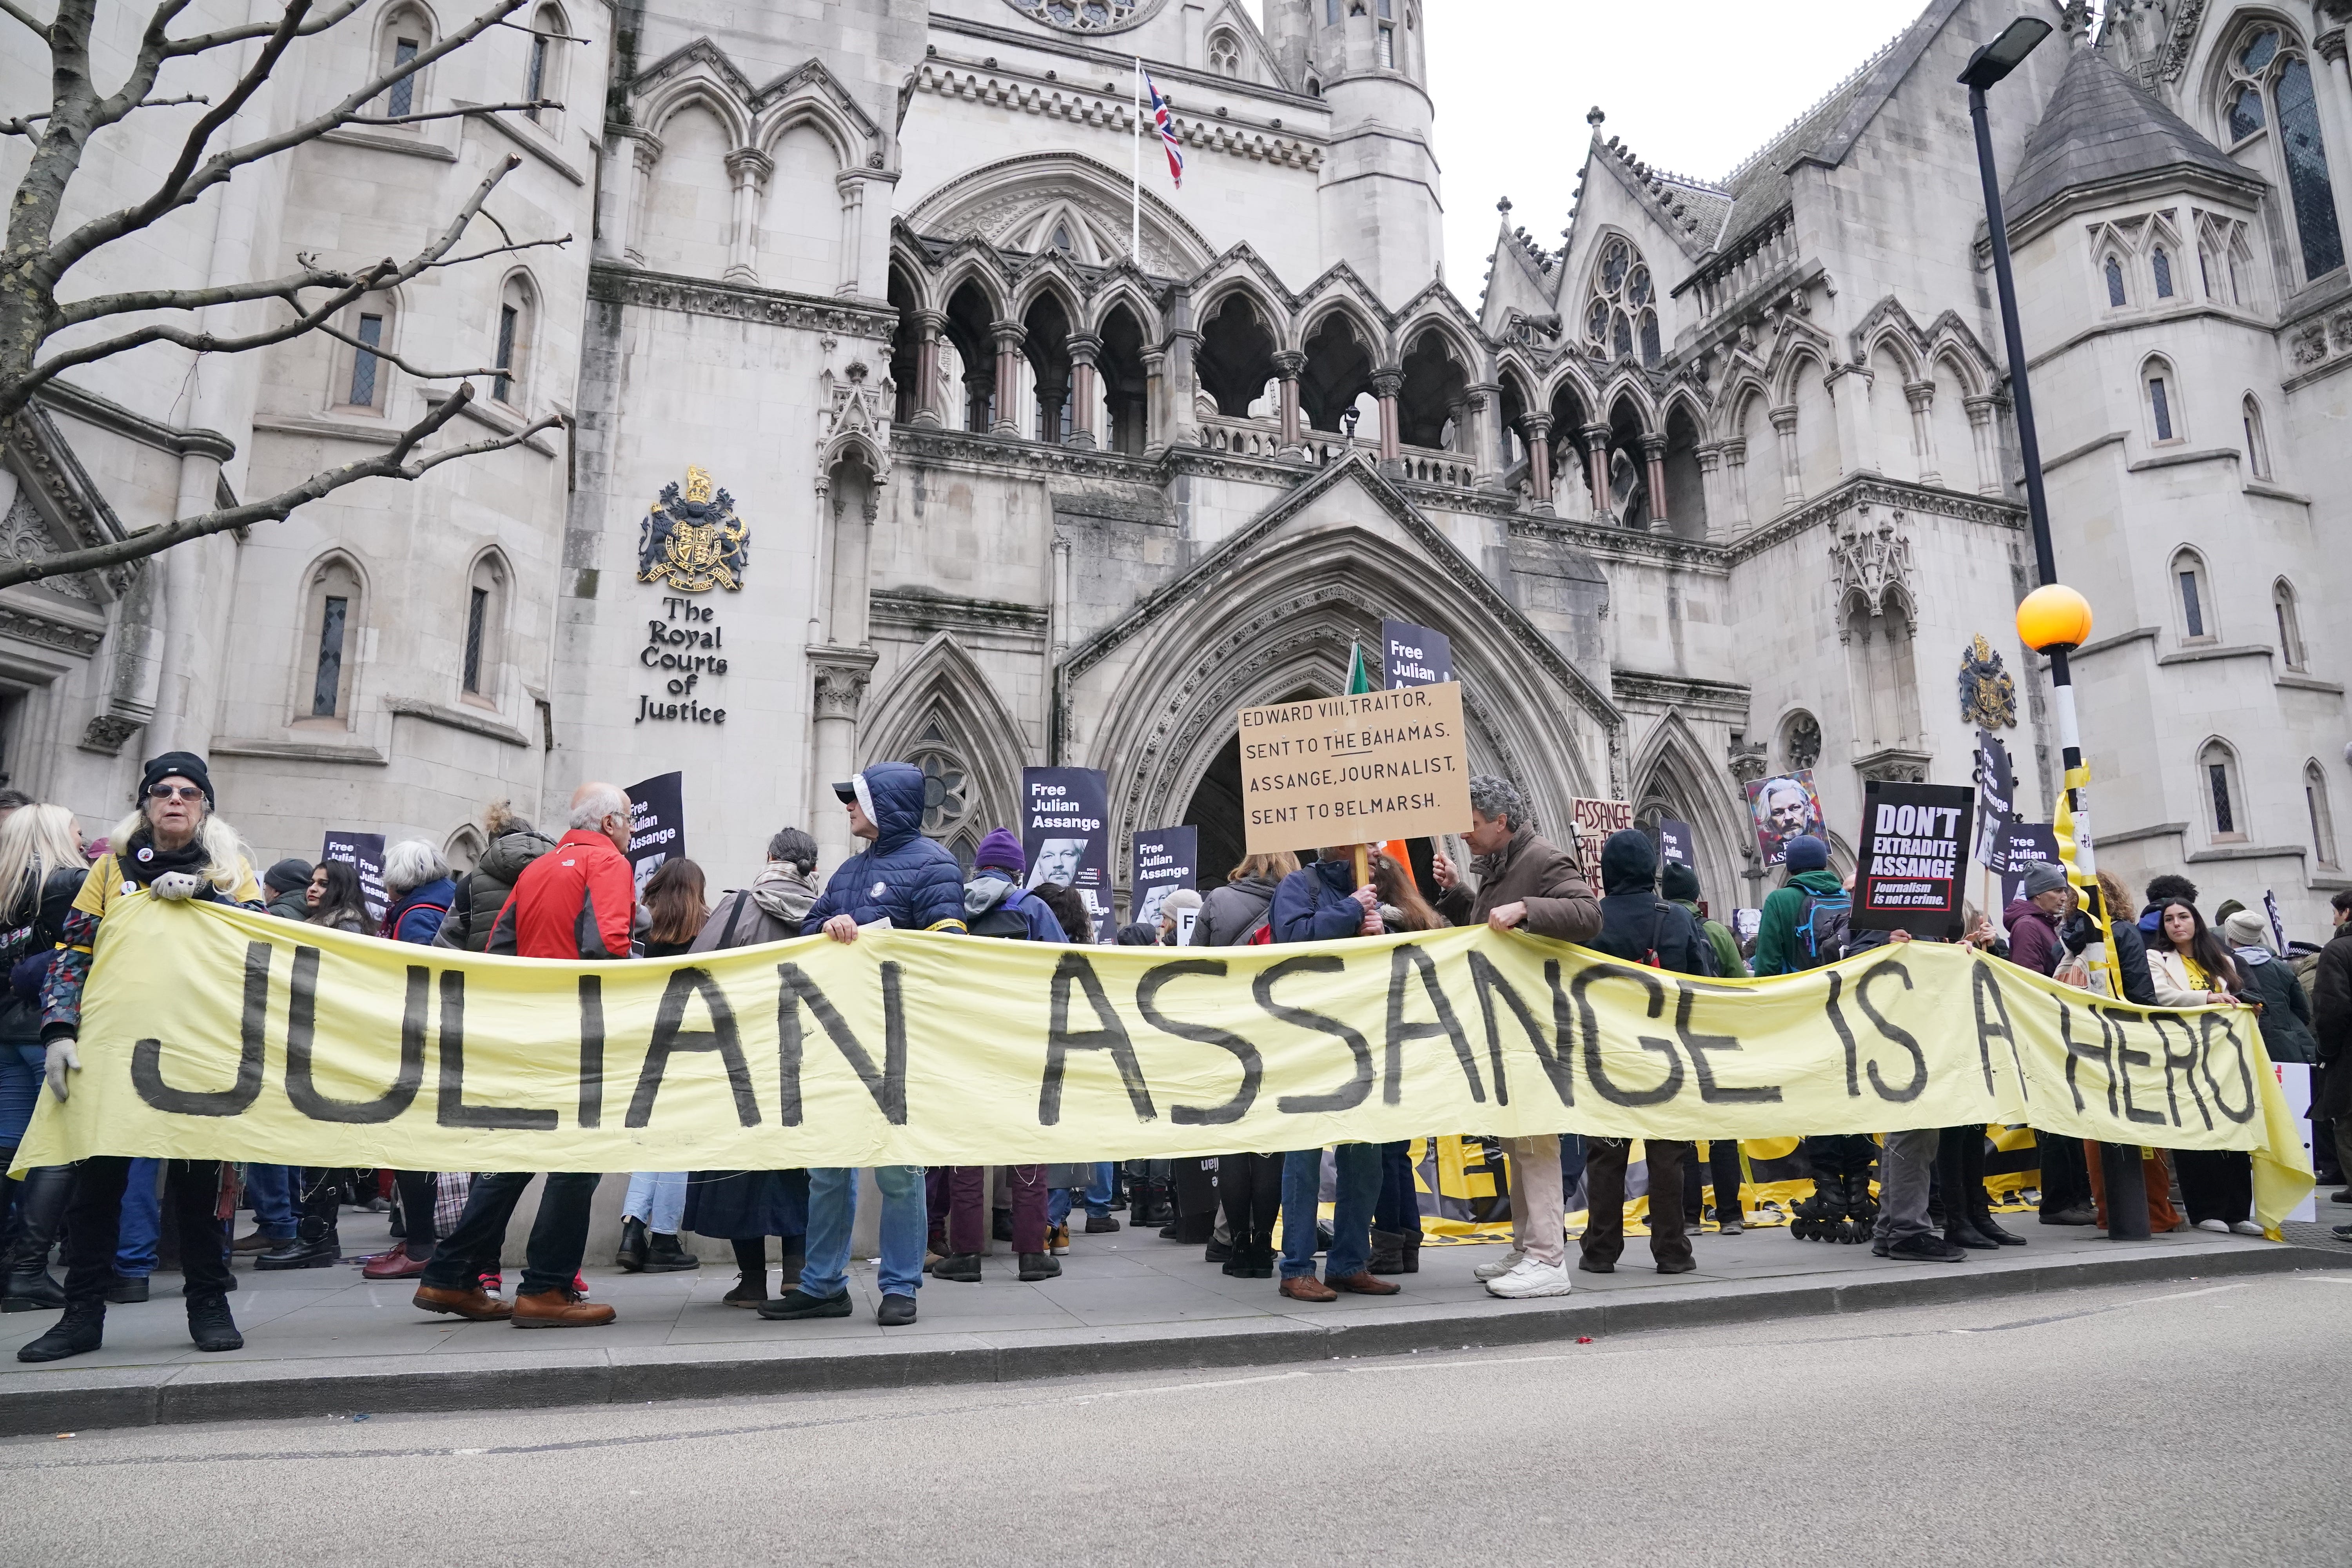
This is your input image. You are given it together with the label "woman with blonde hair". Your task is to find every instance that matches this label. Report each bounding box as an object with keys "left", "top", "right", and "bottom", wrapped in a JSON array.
[
  {"left": 0, "top": 804, "right": 88, "bottom": 1311},
  {"left": 19, "top": 752, "right": 262, "bottom": 1364}
]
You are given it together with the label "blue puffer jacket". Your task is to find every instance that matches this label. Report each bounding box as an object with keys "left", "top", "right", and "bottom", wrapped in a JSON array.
[
  {"left": 801, "top": 762, "right": 969, "bottom": 935},
  {"left": 1270, "top": 857, "right": 1366, "bottom": 944}
]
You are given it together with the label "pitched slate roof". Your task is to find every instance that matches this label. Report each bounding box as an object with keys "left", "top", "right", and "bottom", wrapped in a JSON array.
[{"left": 2003, "top": 39, "right": 2262, "bottom": 226}]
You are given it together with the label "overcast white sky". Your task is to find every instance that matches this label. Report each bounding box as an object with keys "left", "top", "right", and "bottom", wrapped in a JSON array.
[{"left": 1425, "top": 0, "right": 1981, "bottom": 302}]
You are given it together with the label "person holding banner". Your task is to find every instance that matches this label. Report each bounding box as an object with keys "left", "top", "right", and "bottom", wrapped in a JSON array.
[
  {"left": 1269, "top": 846, "right": 1396, "bottom": 1303},
  {"left": 412, "top": 782, "right": 640, "bottom": 1330},
  {"left": 2146, "top": 898, "right": 2263, "bottom": 1236},
  {"left": 1193, "top": 851, "right": 1297, "bottom": 1277},
  {"left": 20, "top": 752, "right": 259, "bottom": 1363},
  {"left": 763, "top": 763, "right": 965, "bottom": 1328},
  {"left": 1428, "top": 775, "right": 1599, "bottom": 1298},
  {"left": 0, "top": 803, "right": 89, "bottom": 1314}
]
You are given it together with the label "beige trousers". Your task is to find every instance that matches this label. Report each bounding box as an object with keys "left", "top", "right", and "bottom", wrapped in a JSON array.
[{"left": 1505, "top": 1134, "right": 1566, "bottom": 1265}]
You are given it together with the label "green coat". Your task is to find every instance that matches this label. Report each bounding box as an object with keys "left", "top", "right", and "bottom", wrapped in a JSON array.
[
  {"left": 1752, "top": 867, "right": 1846, "bottom": 976},
  {"left": 1672, "top": 898, "right": 1748, "bottom": 978}
]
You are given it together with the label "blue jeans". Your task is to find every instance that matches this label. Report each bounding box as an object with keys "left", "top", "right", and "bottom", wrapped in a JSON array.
[
  {"left": 115, "top": 1156, "right": 162, "bottom": 1277},
  {"left": 801, "top": 1165, "right": 925, "bottom": 1301},
  {"left": 1045, "top": 1162, "right": 1114, "bottom": 1227},
  {"left": 622, "top": 1171, "right": 688, "bottom": 1233},
  {"left": 244, "top": 1163, "right": 296, "bottom": 1241},
  {"left": 1279, "top": 1145, "right": 1381, "bottom": 1281}
]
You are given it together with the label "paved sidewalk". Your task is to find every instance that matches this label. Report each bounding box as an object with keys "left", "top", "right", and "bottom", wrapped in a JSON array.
[{"left": 3, "top": 1207, "right": 2343, "bottom": 1436}]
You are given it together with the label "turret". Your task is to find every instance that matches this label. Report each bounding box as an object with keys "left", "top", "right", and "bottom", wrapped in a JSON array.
[{"left": 1307, "top": 0, "right": 1441, "bottom": 303}]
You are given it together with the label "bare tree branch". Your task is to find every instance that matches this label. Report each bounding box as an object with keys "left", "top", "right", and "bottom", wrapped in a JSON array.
[
  {"left": 0, "top": 384, "right": 558, "bottom": 590},
  {"left": 420, "top": 234, "right": 571, "bottom": 271},
  {"left": 53, "top": 256, "right": 377, "bottom": 328},
  {"left": 344, "top": 98, "right": 557, "bottom": 127},
  {"left": 9, "top": 156, "right": 523, "bottom": 418},
  {"left": 154, "top": 0, "right": 366, "bottom": 59},
  {"left": 2, "top": 93, "right": 207, "bottom": 136},
  {"left": 0, "top": 0, "right": 48, "bottom": 36},
  {"left": 45, "top": 0, "right": 530, "bottom": 279},
  {"left": 309, "top": 319, "right": 510, "bottom": 382}
]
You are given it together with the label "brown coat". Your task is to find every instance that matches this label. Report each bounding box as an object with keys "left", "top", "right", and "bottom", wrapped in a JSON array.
[{"left": 1434, "top": 829, "right": 1601, "bottom": 942}]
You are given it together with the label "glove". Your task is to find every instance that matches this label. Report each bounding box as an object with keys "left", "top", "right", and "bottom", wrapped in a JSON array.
[
  {"left": 44, "top": 1037, "right": 78, "bottom": 1102},
  {"left": 149, "top": 871, "right": 201, "bottom": 902}
]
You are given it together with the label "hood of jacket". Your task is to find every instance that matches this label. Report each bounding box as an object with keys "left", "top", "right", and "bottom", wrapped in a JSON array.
[
  {"left": 477, "top": 828, "right": 555, "bottom": 884},
  {"left": 390, "top": 876, "right": 456, "bottom": 914},
  {"left": 1788, "top": 867, "right": 1844, "bottom": 898},
  {"left": 2006, "top": 896, "right": 2056, "bottom": 933},
  {"left": 860, "top": 762, "right": 928, "bottom": 853},
  {"left": 964, "top": 869, "right": 1021, "bottom": 918},
  {"left": 1598, "top": 829, "right": 1656, "bottom": 897},
  {"left": 749, "top": 863, "right": 818, "bottom": 925}
]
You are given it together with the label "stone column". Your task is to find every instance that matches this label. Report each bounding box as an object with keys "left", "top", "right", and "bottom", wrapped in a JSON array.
[
  {"left": 1065, "top": 333, "right": 1101, "bottom": 449},
  {"left": 807, "top": 647, "right": 878, "bottom": 868},
  {"left": 1517, "top": 412, "right": 1553, "bottom": 512},
  {"left": 1722, "top": 436, "right": 1750, "bottom": 527},
  {"left": 598, "top": 129, "right": 657, "bottom": 263},
  {"left": 1641, "top": 434, "right": 1670, "bottom": 526},
  {"left": 1273, "top": 349, "right": 1304, "bottom": 455},
  {"left": 1695, "top": 443, "right": 1724, "bottom": 535},
  {"left": 1165, "top": 327, "right": 1203, "bottom": 450},
  {"left": 1964, "top": 394, "right": 2001, "bottom": 495},
  {"left": 1581, "top": 423, "right": 1612, "bottom": 518},
  {"left": 1142, "top": 347, "right": 1168, "bottom": 451},
  {"left": 1372, "top": 368, "right": 1403, "bottom": 463},
  {"left": 624, "top": 133, "right": 663, "bottom": 267},
  {"left": 1769, "top": 404, "right": 1803, "bottom": 501},
  {"left": 990, "top": 321, "right": 1026, "bottom": 437},
  {"left": 834, "top": 171, "right": 866, "bottom": 298},
  {"left": 1824, "top": 361, "right": 1873, "bottom": 477},
  {"left": 911, "top": 311, "right": 945, "bottom": 427},
  {"left": 1462, "top": 383, "right": 1498, "bottom": 484},
  {"left": 1905, "top": 379, "right": 1939, "bottom": 485},
  {"left": 722, "top": 147, "right": 772, "bottom": 285}
]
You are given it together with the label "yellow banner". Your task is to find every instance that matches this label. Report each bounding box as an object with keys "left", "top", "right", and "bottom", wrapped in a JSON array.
[{"left": 16, "top": 897, "right": 2313, "bottom": 1229}]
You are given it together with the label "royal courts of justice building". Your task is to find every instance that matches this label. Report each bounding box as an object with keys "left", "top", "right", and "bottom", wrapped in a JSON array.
[{"left": 2, "top": 0, "right": 2348, "bottom": 927}]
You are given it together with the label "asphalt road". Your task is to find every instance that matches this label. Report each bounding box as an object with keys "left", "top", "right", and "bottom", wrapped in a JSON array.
[{"left": 5, "top": 1273, "right": 2345, "bottom": 1565}]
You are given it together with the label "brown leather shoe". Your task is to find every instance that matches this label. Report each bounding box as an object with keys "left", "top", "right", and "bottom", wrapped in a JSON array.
[
  {"left": 1278, "top": 1275, "right": 1337, "bottom": 1302},
  {"left": 412, "top": 1284, "right": 512, "bottom": 1321},
  {"left": 1328, "top": 1270, "right": 1401, "bottom": 1295},
  {"left": 513, "top": 1288, "right": 617, "bottom": 1328},
  {"left": 362, "top": 1243, "right": 429, "bottom": 1281}
]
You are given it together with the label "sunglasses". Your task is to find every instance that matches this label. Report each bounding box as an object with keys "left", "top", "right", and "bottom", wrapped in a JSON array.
[{"left": 147, "top": 784, "right": 205, "bottom": 802}]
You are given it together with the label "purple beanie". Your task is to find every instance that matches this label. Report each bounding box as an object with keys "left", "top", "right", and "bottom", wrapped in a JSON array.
[{"left": 975, "top": 827, "right": 1025, "bottom": 877}]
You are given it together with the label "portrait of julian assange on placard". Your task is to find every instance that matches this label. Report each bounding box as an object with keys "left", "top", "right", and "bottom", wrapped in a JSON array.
[
  {"left": 1747, "top": 771, "right": 1827, "bottom": 867},
  {"left": 1026, "top": 837, "right": 1086, "bottom": 891}
]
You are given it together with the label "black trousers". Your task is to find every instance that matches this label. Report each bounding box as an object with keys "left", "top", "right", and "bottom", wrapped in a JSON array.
[
  {"left": 1682, "top": 1139, "right": 1743, "bottom": 1224},
  {"left": 2035, "top": 1128, "right": 2091, "bottom": 1214},
  {"left": 392, "top": 1170, "right": 439, "bottom": 1260},
  {"left": 1938, "top": 1125, "right": 1990, "bottom": 1223},
  {"left": 1581, "top": 1138, "right": 1693, "bottom": 1269},
  {"left": 62, "top": 1156, "right": 233, "bottom": 1307},
  {"left": 418, "top": 1172, "right": 600, "bottom": 1296},
  {"left": 2174, "top": 1148, "right": 2252, "bottom": 1226},
  {"left": 1219, "top": 1152, "right": 1282, "bottom": 1254}
]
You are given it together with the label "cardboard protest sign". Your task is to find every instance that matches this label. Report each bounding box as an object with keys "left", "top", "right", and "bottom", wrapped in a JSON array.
[
  {"left": 1571, "top": 799, "right": 1633, "bottom": 846},
  {"left": 1746, "top": 770, "right": 1826, "bottom": 867},
  {"left": 1023, "top": 767, "right": 1111, "bottom": 939},
  {"left": 624, "top": 771, "right": 687, "bottom": 903},
  {"left": 1657, "top": 819, "right": 1695, "bottom": 867},
  {"left": 1380, "top": 618, "right": 1453, "bottom": 688},
  {"left": 319, "top": 831, "right": 386, "bottom": 925},
  {"left": 1852, "top": 781, "right": 1975, "bottom": 935},
  {"left": 1239, "top": 682, "right": 1470, "bottom": 854},
  {"left": 1131, "top": 826, "right": 1198, "bottom": 934},
  {"left": 1971, "top": 730, "right": 2014, "bottom": 871}
]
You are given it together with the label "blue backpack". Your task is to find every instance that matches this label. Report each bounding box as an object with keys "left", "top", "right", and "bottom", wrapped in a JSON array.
[{"left": 1792, "top": 888, "right": 1853, "bottom": 969}]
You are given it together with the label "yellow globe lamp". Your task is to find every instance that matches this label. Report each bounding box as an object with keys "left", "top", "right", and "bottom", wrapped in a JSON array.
[{"left": 2016, "top": 584, "right": 2093, "bottom": 653}]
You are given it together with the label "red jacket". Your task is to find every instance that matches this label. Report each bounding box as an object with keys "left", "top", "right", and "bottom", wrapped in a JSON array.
[{"left": 488, "top": 828, "right": 635, "bottom": 959}]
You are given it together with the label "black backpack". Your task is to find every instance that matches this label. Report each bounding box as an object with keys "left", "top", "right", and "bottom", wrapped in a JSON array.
[
  {"left": 967, "top": 890, "right": 1032, "bottom": 940},
  {"left": 1790, "top": 887, "right": 1853, "bottom": 969}
]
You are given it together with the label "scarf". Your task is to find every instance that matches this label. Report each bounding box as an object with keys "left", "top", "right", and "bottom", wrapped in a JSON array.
[{"left": 121, "top": 827, "right": 209, "bottom": 887}]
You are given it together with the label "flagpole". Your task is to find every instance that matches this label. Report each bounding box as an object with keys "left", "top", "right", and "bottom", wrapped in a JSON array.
[{"left": 1131, "top": 58, "right": 1142, "bottom": 262}]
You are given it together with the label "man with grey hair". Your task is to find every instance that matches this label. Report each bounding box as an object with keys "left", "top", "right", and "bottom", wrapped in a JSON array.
[
  {"left": 1431, "top": 773, "right": 1600, "bottom": 1299},
  {"left": 416, "top": 782, "right": 638, "bottom": 1330}
]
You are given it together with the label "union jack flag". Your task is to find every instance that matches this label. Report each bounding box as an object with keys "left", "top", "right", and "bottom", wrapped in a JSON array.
[{"left": 1143, "top": 67, "right": 1183, "bottom": 188}]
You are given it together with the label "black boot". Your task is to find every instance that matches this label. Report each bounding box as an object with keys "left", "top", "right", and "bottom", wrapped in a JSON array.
[
  {"left": 17, "top": 1302, "right": 104, "bottom": 1362},
  {"left": 1018, "top": 1251, "right": 1059, "bottom": 1281},
  {"left": 724, "top": 1238, "right": 768, "bottom": 1307},
  {"left": 1, "top": 1164, "right": 73, "bottom": 1312},
  {"left": 186, "top": 1292, "right": 243, "bottom": 1352},
  {"left": 643, "top": 1232, "right": 701, "bottom": 1272},
  {"left": 1367, "top": 1228, "right": 1408, "bottom": 1274},
  {"left": 255, "top": 1213, "right": 340, "bottom": 1270},
  {"left": 1938, "top": 1132, "right": 1998, "bottom": 1249},
  {"left": 616, "top": 1215, "right": 650, "bottom": 1272},
  {"left": 932, "top": 1252, "right": 982, "bottom": 1282}
]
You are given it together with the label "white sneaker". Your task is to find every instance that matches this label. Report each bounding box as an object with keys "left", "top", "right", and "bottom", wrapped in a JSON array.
[
  {"left": 1472, "top": 1248, "right": 1525, "bottom": 1281},
  {"left": 1485, "top": 1257, "right": 1573, "bottom": 1298},
  {"left": 2229, "top": 1220, "right": 2265, "bottom": 1236},
  {"left": 2194, "top": 1218, "right": 2230, "bottom": 1233}
]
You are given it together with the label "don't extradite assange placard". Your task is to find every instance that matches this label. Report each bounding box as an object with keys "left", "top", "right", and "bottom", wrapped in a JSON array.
[
  {"left": 1237, "top": 681, "right": 1471, "bottom": 854},
  {"left": 11, "top": 895, "right": 2314, "bottom": 1233},
  {"left": 1853, "top": 780, "right": 1976, "bottom": 935}
]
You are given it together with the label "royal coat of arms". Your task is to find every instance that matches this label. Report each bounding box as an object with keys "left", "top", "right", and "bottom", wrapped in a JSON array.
[
  {"left": 1958, "top": 633, "right": 2017, "bottom": 728},
  {"left": 637, "top": 466, "right": 749, "bottom": 592}
]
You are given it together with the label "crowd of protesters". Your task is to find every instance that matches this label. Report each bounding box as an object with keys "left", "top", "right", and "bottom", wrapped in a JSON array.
[{"left": 0, "top": 750, "right": 2344, "bottom": 1365}]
